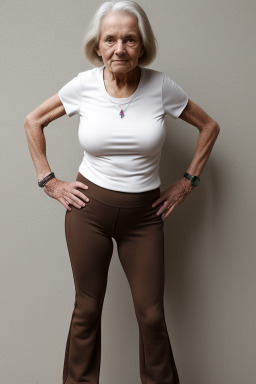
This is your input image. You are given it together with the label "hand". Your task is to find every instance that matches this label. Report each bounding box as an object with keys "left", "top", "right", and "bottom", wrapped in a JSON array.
[
  {"left": 43, "top": 178, "right": 90, "bottom": 211},
  {"left": 152, "top": 178, "right": 194, "bottom": 220}
]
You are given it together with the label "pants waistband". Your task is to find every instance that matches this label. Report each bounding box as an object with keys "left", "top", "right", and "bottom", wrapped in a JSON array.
[{"left": 76, "top": 172, "right": 160, "bottom": 208}]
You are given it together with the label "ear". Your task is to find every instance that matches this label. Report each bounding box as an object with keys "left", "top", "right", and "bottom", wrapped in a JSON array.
[
  {"left": 139, "top": 46, "right": 145, "bottom": 57},
  {"left": 95, "top": 46, "right": 102, "bottom": 57}
]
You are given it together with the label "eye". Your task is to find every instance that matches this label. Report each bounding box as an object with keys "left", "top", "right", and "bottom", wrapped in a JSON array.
[{"left": 126, "top": 38, "right": 135, "bottom": 44}]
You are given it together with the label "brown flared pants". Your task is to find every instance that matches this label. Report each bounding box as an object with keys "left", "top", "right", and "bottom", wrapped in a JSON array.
[{"left": 63, "top": 172, "right": 180, "bottom": 384}]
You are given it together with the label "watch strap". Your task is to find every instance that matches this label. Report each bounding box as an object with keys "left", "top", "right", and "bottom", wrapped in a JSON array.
[
  {"left": 183, "top": 172, "right": 200, "bottom": 186},
  {"left": 38, "top": 172, "right": 55, "bottom": 187}
]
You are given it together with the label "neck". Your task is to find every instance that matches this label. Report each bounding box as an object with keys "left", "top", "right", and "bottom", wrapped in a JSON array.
[{"left": 103, "top": 66, "right": 140, "bottom": 88}]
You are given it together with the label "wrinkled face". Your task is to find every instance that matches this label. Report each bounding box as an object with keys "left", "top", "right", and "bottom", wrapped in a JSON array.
[{"left": 95, "top": 12, "right": 145, "bottom": 75}]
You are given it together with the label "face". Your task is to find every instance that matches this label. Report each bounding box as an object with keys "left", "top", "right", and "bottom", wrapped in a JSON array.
[{"left": 95, "top": 12, "right": 145, "bottom": 75}]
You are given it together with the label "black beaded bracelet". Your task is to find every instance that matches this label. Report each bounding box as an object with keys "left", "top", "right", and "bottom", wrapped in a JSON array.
[{"left": 38, "top": 172, "right": 56, "bottom": 187}]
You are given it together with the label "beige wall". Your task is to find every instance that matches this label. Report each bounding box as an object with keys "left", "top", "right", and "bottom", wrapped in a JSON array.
[{"left": 1, "top": 0, "right": 255, "bottom": 383}]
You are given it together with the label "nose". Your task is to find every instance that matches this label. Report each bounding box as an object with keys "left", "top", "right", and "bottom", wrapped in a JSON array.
[{"left": 115, "top": 39, "right": 125, "bottom": 55}]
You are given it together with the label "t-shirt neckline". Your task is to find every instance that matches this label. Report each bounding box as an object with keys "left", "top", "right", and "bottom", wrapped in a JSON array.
[{"left": 99, "top": 65, "right": 144, "bottom": 104}]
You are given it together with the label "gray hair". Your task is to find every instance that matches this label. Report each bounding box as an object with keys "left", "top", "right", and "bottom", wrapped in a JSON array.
[{"left": 83, "top": 0, "right": 158, "bottom": 67}]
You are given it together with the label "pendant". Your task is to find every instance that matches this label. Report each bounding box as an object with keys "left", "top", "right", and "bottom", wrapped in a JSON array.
[{"left": 119, "top": 108, "right": 125, "bottom": 118}]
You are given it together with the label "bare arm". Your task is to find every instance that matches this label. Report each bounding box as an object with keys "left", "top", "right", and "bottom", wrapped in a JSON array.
[
  {"left": 24, "top": 93, "right": 90, "bottom": 211},
  {"left": 152, "top": 98, "right": 220, "bottom": 220},
  {"left": 178, "top": 98, "right": 220, "bottom": 177},
  {"left": 24, "top": 93, "right": 66, "bottom": 181}
]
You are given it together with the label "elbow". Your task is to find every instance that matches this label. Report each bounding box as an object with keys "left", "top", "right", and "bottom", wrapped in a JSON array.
[
  {"left": 24, "top": 113, "right": 33, "bottom": 130},
  {"left": 204, "top": 120, "right": 220, "bottom": 139},
  {"left": 24, "top": 112, "right": 42, "bottom": 132},
  {"left": 213, "top": 121, "right": 220, "bottom": 138}
]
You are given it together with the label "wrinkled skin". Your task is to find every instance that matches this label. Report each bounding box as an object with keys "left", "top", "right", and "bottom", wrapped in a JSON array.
[
  {"left": 43, "top": 178, "right": 89, "bottom": 211},
  {"left": 152, "top": 178, "right": 194, "bottom": 220}
]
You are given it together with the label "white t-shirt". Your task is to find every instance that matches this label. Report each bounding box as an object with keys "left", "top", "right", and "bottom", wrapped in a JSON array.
[{"left": 58, "top": 65, "right": 188, "bottom": 192}]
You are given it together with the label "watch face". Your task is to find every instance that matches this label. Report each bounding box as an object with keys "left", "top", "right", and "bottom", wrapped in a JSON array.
[{"left": 192, "top": 176, "right": 200, "bottom": 186}]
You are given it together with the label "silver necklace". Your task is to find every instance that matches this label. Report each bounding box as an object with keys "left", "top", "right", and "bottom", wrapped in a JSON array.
[
  {"left": 109, "top": 93, "right": 139, "bottom": 118},
  {"left": 103, "top": 67, "right": 142, "bottom": 118}
]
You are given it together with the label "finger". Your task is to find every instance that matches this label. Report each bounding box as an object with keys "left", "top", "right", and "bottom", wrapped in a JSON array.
[
  {"left": 162, "top": 198, "right": 184, "bottom": 219},
  {"left": 156, "top": 200, "right": 170, "bottom": 216},
  {"left": 66, "top": 192, "right": 87, "bottom": 207},
  {"left": 72, "top": 189, "right": 90, "bottom": 203},
  {"left": 65, "top": 195, "right": 85, "bottom": 209},
  {"left": 161, "top": 203, "right": 177, "bottom": 219},
  {"left": 152, "top": 200, "right": 159, "bottom": 208},
  {"left": 74, "top": 181, "right": 89, "bottom": 190},
  {"left": 62, "top": 196, "right": 75, "bottom": 208},
  {"left": 59, "top": 197, "right": 72, "bottom": 211},
  {"left": 152, "top": 193, "right": 167, "bottom": 208}
]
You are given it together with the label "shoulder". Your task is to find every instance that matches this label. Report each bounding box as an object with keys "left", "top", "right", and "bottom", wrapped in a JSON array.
[
  {"left": 142, "top": 67, "right": 184, "bottom": 89},
  {"left": 74, "top": 66, "right": 103, "bottom": 92},
  {"left": 78, "top": 66, "right": 103, "bottom": 81},
  {"left": 140, "top": 67, "right": 181, "bottom": 91},
  {"left": 140, "top": 66, "right": 166, "bottom": 91},
  {"left": 141, "top": 66, "right": 165, "bottom": 80}
]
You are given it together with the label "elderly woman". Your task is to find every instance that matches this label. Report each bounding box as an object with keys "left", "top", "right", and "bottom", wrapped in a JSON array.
[{"left": 24, "top": 1, "right": 220, "bottom": 383}]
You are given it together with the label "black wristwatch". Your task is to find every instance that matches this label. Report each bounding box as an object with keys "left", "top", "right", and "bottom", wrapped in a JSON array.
[
  {"left": 183, "top": 172, "right": 200, "bottom": 187},
  {"left": 38, "top": 172, "right": 56, "bottom": 187}
]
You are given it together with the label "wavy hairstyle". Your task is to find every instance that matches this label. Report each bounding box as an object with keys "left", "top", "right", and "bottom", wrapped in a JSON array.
[{"left": 83, "top": 0, "right": 158, "bottom": 67}]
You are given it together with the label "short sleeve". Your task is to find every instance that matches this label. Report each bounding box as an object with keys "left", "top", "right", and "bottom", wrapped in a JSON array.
[
  {"left": 162, "top": 73, "right": 188, "bottom": 119},
  {"left": 58, "top": 73, "right": 82, "bottom": 117}
]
